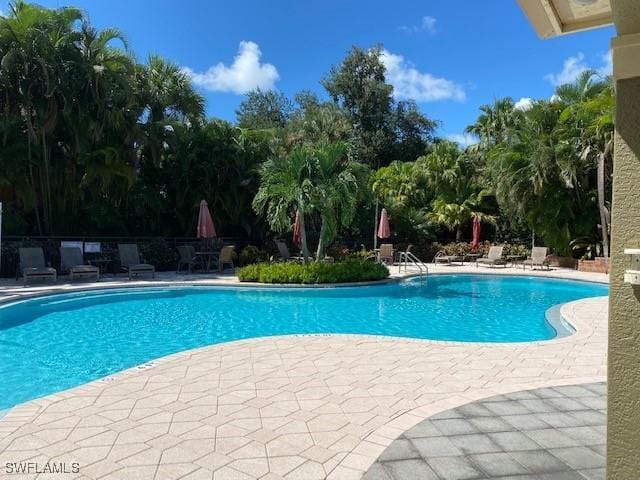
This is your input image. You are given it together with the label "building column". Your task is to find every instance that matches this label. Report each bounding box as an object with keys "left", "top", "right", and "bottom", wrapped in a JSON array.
[{"left": 607, "top": 2, "right": 640, "bottom": 478}]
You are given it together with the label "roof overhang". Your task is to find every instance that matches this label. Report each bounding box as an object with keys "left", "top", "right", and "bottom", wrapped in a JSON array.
[{"left": 517, "top": 0, "right": 613, "bottom": 38}]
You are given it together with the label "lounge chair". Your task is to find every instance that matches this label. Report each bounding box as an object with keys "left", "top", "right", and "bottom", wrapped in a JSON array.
[
  {"left": 433, "top": 251, "right": 464, "bottom": 266},
  {"left": 475, "top": 246, "right": 507, "bottom": 268},
  {"left": 60, "top": 247, "right": 100, "bottom": 281},
  {"left": 18, "top": 247, "right": 57, "bottom": 286},
  {"left": 275, "top": 241, "right": 305, "bottom": 262},
  {"left": 218, "top": 245, "right": 235, "bottom": 272},
  {"left": 177, "top": 245, "right": 202, "bottom": 273},
  {"left": 522, "top": 247, "right": 550, "bottom": 271},
  {"left": 378, "top": 244, "right": 395, "bottom": 265},
  {"left": 118, "top": 244, "right": 155, "bottom": 279}
]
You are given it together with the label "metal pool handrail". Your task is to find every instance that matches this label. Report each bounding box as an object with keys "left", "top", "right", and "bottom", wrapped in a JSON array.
[{"left": 398, "top": 251, "right": 429, "bottom": 279}]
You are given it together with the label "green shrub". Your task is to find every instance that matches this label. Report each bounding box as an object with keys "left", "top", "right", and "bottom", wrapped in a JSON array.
[{"left": 237, "top": 259, "right": 389, "bottom": 284}]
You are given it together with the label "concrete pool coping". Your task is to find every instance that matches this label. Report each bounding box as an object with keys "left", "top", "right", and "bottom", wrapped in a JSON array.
[{"left": 0, "top": 266, "right": 610, "bottom": 479}]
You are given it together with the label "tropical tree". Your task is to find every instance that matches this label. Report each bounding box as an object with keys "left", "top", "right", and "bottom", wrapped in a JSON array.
[
  {"left": 287, "top": 99, "right": 352, "bottom": 147},
  {"left": 557, "top": 72, "right": 614, "bottom": 260},
  {"left": 486, "top": 100, "right": 598, "bottom": 254},
  {"left": 253, "top": 146, "right": 315, "bottom": 262},
  {"left": 418, "top": 141, "right": 495, "bottom": 240},
  {"left": 309, "top": 142, "right": 370, "bottom": 259},
  {"left": 465, "top": 98, "right": 521, "bottom": 149}
]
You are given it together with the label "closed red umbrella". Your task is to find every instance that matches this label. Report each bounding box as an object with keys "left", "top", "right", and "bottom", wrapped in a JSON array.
[
  {"left": 377, "top": 208, "right": 391, "bottom": 239},
  {"left": 197, "top": 200, "right": 217, "bottom": 239},
  {"left": 472, "top": 215, "right": 481, "bottom": 249},
  {"left": 292, "top": 209, "right": 302, "bottom": 248}
]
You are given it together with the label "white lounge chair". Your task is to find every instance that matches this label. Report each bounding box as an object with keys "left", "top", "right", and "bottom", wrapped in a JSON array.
[
  {"left": 475, "top": 246, "right": 507, "bottom": 268},
  {"left": 523, "top": 247, "right": 550, "bottom": 270}
]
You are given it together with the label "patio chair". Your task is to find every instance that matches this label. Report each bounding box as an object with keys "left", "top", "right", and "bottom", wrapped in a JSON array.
[
  {"left": 60, "top": 247, "right": 100, "bottom": 281},
  {"left": 522, "top": 247, "right": 550, "bottom": 271},
  {"left": 218, "top": 245, "right": 235, "bottom": 272},
  {"left": 475, "top": 246, "right": 507, "bottom": 268},
  {"left": 177, "top": 245, "right": 202, "bottom": 273},
  {"left": 18, "top": 247, "right": 57, "bottom": 286},
  {"left": 378, "top": 244, "right": 395, "bottom": 265},
  {"left": 275, "top": 240, "right": 305, "bottom": 262},
  {"left": 118, "top": 244, "right": 155, "bottom": 279}
]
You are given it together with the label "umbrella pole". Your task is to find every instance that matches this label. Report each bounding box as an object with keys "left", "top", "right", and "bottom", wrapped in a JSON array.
[{"left": 373, "top": 198, "right": 379, "bottom": 250}]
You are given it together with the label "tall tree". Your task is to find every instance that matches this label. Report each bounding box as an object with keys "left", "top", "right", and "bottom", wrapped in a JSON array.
[
  {"left": 322, "top": 45, "right": 394, "bottom": 166},
  {"left": 236, "top": 89, "right": 293, "bottom": 130}
]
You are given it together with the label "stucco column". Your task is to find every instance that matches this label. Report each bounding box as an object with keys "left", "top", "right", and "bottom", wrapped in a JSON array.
[{"left": 607, "top": 2, "right": 640, "bottom": 478}]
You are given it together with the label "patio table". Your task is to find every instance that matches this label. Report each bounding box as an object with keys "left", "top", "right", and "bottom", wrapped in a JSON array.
[
  {"left": 507, "top": 255, "right": 525, "bottom": 268},
  {"left": 88, "top": 258, "right": 111, "bottom": 274},
  {"left": 194, "top": 251, "right": 219, "bottom": 273},
  {"left": 464, "top": 253, "right": 482, "bottom": 264}
]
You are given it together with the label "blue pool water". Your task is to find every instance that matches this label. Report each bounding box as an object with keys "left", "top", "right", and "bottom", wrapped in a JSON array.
[{"left": 0, "top": 275, "right": 606, "bottom": 410}]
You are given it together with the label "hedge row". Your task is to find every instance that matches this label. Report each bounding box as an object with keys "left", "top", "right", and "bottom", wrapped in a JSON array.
[{"left": 237, "top": 259, "right": 389, "bottom": 284}]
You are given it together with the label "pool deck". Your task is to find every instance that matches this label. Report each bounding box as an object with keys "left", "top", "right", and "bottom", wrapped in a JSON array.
[{"left": 0, "top": 266, "right": 609, "bottom": 479}]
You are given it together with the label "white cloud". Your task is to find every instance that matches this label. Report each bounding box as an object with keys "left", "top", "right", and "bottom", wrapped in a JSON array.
[
  {"left": 380, "top": 49, "right": 465, "bottom": 102},
  {"left": 447, "top": 133, "right": 477, "bottom": 148},
  {"left": 545, "top": 53, "right": 588, "bottom": 86},
  {"left": 183, "top": 41, "right": 279, "bottom": 94},
  {"left": 514, "top": 97, "right": 533, "bottom": 111},
  {"left": 598, "top": 51, "right": 612, "bottom": 77},
  {"left": 400, "top": 15, "right": 437, "bottom": 35},
  {"left": 545, "top": 51, "right": 613, "bottom": 86}
]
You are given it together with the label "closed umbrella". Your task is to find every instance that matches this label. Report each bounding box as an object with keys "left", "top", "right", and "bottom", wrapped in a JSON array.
[
  {"left": 292, "top": 209, "right": 302, "bottom": 248},
  {"left": 472, "top": 215, "right": 481, "bottom": 249},
  {"left": 197, "top": 200, "right": 217, "bottom": 241},
  {"left": 377, "top": 208, "right": 391, "bottom": 239}
]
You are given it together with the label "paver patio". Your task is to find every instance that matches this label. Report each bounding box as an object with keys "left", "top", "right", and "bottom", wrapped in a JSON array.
[
  {"left": 365, "top": 382, "right": 606, "bottom": 480},
  {"left": 0, "top": 268, "right": 608, "bottom": 479}
]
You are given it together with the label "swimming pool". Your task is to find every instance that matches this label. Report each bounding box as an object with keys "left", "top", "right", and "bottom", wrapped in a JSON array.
[{"left": 0, "top": 275, "right": 607, "bottom": 410}]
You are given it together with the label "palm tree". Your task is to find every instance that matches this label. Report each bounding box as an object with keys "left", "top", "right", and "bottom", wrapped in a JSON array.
[
  {"left": 253, "top": 146, "right": 315, "bottom": 262},
  {"left": 0, "top": 1, "right": 84, "bottom": 233},
  {"left": 486, "top": 100, "right": 599, "bottom": 255},
  {"left": 558, "top": 76, "right": 614, "bottom": 260},
  {"left": 554, "top": 70, "right": 608, "bottom": 105},
  {"left": 371, "top": 161, "right": 424, "bottom": 213},
  {"left": 310, "top": 142, "right": 369, "bottom": 259},
  {"left": 137, "top": 56, "right": 205, "bottom": 166},
  {"left": 465, "top": 98, "right": 520, "bottom": 149},
  {"left": 427, "top": 195, "right": 495, "bottom": 241}
]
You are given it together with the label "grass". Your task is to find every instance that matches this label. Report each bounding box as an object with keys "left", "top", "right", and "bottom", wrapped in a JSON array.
[{"left": 237, "top": 259, "right": 390, "bottom": 284}]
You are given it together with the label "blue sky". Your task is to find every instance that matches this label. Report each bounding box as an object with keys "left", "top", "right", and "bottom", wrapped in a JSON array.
[{"left": 7, "top": 0, "right": 615, "bottom": 144}]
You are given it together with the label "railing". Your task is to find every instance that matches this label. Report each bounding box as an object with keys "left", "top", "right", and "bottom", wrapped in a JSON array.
[{"left": 398, "top": 251, "right": 429, "bottom": 279}]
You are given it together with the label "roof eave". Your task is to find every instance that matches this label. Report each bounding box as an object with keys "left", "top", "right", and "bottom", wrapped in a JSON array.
[{"left": 517, "top": 0, "right": 613, "bottom": 38}]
